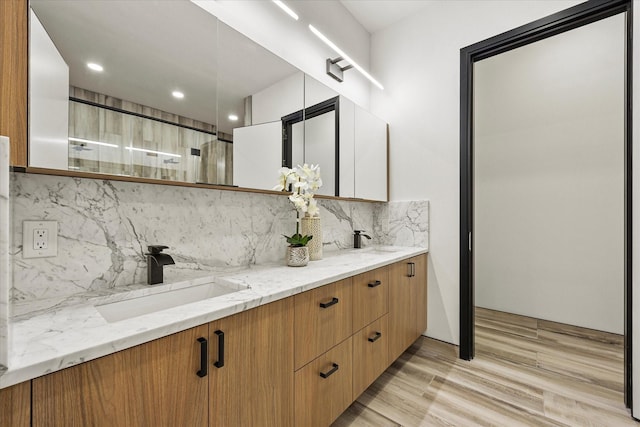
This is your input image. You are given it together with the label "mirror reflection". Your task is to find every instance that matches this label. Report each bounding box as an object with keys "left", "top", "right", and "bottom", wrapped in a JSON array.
[{"left": 29, "top": 0, "right": 388, "bottom": 200}]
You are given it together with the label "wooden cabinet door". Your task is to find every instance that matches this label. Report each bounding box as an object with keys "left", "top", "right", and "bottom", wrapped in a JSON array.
[
  {"left": 33, "top": 325, "right": 209, "bottom": 427},
  {"left": 414, "top": 254, "right": 428, "bottom": 338},
  {"left": 294, "top": 278, "right": 353, "bottom": 370},
  {"left": 388, "top": 259, "right": 417, "bottom": 363},
  {"left": 33, "top": 340, "right": 143, "bottom": 426},
  {"left": 138, "top": 324, "right": 209, "bottom": 426},
  {"left": 0, "top": 381, "right": 30, "bottom": 427},
  {"left": 209, "top": 297, "right": 294, "bottom": 427},
  {"left": 352, "top": 314, "right": 389, "bottom": 399},
  {"left": 294, "top": 337, "right": 353, "bottom": 427},
  {"left": 352, "top": 266, "right": 389, "bottom": 333}
]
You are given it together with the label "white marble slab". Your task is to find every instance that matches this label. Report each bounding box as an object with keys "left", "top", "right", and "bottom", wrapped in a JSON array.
[
  {"left": 10, "top": 173, "right": 383, "bottom": 307},
  {"left": 378, "top": 200, "right": 430, "bottom": 248},
  {"left": 0, "top": 246, "right": 426, "bottom": 388},
  {"left": 0, "top": 137, "right": 9, "bottom": 368}
]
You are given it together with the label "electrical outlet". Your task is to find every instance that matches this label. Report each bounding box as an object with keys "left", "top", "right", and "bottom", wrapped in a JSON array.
[
  {"left": 23, "top": 221, "right": 58, "bottom": 258},
  {"left": 34, "top": 228, "right": 48, "bottom": 250}
]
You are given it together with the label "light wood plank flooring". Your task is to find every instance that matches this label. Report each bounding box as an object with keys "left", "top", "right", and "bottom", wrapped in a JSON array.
[{"left": 333, "top": 307, "right": 636, "bottom": 426}]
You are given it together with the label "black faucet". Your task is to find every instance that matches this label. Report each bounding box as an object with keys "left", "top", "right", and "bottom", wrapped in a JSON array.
[
  {"left": 353, "top": 230, "right": 372, "bottom": 249},
  {"left": 145, "top": 245, "right": 175, "bottom": 285}
]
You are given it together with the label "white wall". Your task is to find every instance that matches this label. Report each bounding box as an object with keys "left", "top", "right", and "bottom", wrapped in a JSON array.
[
  {"left": 474, "top": 14, "right": 625, "bottom": 334},
  {"left": 192, "top": 0, "right": 372, "bottom": 109},
  {"left": 369, "top": 1, "right": 581, "bottom": 344},
  {"left": 252, "top": 72, "right": 304, "bottom": 125},
  {"left": 305, "top": 111, "right": 336, "bottom": 196}
]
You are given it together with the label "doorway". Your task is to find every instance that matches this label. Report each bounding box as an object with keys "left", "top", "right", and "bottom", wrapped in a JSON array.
[{"left": 459, "top": 0, "right": 632, "bottom": 411}]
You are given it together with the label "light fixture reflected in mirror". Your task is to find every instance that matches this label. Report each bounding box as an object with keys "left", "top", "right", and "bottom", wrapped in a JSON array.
[
  {"left": 125, "top": 147, "right": 182, "bottom": 158},
  {"left": 87, "top": 62, "right": 103, "bottom": 72},
  {"left": 69, "top": 137, "right": 118, "bottom": 148}
]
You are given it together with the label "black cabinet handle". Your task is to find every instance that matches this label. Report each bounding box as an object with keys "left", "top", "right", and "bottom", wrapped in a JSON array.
[
  {"left": 319, "top": 363, "right": 339, "bottom": 378},
  {"left": 408, "top": 262, "right": 416, "bottom": 277},
  {"left": 196, "top": 337, "right": 208, "bottom": 377},
  {"left": 319, "top": 297, "right": 339, "bottom": 308},
  {"left": 213, "top": 330, "right": 224, "bottom": 368},
  {"left": 368, "top": 331, "right": 382, "bottom": 343},
  {"left": 368, "top": 280, "right": 382, "bottom": 288}
]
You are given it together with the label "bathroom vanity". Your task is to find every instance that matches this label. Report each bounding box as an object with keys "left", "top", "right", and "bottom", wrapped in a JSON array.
[{"left": 0, "top": 249, "right": 427, "bottom": 427}]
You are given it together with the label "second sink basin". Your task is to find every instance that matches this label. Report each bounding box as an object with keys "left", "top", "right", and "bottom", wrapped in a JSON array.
[{"left": 95, "top": 281, "right": 246, "bottom": 323}]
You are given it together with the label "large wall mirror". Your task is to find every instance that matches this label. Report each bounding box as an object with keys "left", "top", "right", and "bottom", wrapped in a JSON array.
[{"left": 29, "top": 0, "right": 387, "bottom": 200}]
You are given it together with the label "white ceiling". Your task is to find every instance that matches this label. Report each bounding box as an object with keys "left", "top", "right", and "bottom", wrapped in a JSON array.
[
  {"left": 30, "top": 0, "right": 299, "bottom": 134},
  {"left": 30, "top": 0, "right": 429, "bottom": 135},
  {"left": 340, "top": 0, "right": 433, "bottom": 34}
]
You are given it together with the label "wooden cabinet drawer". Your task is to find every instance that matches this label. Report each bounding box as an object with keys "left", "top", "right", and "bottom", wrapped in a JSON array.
[
  {"left": 294, "top": 278, "right": 353, "bottom": 370},
  {"left": 352, "top": 266, "right": 389, "bottom": 332},
  {"left": 352, "top": 314, "right": 389, "bottom": 399},
  {"left": 294, "top": 337, "right": 353, "bottom": 427}
]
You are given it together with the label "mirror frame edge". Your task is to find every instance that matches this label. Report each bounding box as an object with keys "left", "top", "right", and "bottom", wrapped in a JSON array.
[
  {"left": 2, "top": 0, "right": 28, "bottom": 167},
  {"left": 16, "top": 166, "right": 385, "bottom": 203}
]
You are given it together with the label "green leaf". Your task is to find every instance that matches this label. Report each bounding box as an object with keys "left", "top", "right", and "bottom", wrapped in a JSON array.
[{"left": 283, "top": 233, "right": 313, "bottom": 247}]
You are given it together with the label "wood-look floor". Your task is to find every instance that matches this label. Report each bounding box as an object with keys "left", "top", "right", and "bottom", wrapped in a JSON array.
[{"left": 333, "top": 307, "right": 636, "bottom": 426}]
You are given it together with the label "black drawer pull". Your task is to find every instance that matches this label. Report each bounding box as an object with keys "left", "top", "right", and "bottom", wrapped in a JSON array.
[
  {"left": 213, "top": 330, "right": 224, "bottom": 368},
  {"left": 319, "top": 363, "right": 339, "bottom": 379},
  {"left": 196, "top": 337, "right": 208, "bottom": 377},
  {"left": 319, "top": 297, "right": 339, "bottom": 308},
  {"left": 408, "top": 262, "right": 416, "bottom": 277},
  {"left": 368, "top": 331, "right": 382, "bottom": 343},
  {"left": 368, "top": 280, "right": 382, "bottom": 288}
]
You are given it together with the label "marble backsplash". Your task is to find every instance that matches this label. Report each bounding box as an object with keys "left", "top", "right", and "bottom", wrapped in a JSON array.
[{"left": 8, "top": 172, "right": 429, "bottom": 312}]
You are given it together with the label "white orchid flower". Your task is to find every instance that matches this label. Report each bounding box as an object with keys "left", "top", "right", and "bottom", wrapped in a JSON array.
[
  {"left": 307, "top": 198, "right": 320, "bottom": 217},
  {"left": 277, "top": 163, "right": 322, "bottom": 217},
  {"left": 289, "top": 193, "right": 308, "bottom": 212}
]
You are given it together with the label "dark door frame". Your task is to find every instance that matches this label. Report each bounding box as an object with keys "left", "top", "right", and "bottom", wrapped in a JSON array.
[
  {"left": 282, "top": 96, "right": 340, "bottom": 196},
  {"left": 459, "top": 0, "right": 633, "bottom": 408}
]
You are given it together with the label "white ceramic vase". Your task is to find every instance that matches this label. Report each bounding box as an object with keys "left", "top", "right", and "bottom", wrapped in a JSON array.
[
  {"left": 287, "top": 246, "right": 309, "bottom": 267},
  {"left": 301, "top": 215, "right": 322, "bottom": 261}
]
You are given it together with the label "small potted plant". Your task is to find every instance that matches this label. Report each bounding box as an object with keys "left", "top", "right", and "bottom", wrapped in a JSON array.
[{"left": 275, "top": 164, "right": 322, "bottom": 267}]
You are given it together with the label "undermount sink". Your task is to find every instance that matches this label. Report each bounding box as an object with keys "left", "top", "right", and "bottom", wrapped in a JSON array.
[
  {"left": 361, "top": 246, "right": 401, "bottom": 254},
  {"left": 95, "top": 281, "right": 246, "bottom": 323}
]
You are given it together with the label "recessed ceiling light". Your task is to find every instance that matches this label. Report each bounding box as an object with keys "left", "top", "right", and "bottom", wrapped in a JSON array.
[
  {"left": 273, "top": 0, "right": 299, "bottom": 20},
  {"left": 87, "top": 62, "right": 104, "bottom": 72},
  {"left": 228, "top": 114, "right": 239, "bottom": 121},
  {"left": 172, "top": 91, "right": 185, "bottom": 99}
]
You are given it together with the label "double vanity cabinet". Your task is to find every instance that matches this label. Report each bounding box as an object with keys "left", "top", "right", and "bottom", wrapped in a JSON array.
[{"left": 0, "top": 254, "right": 427, "bottom": 427}]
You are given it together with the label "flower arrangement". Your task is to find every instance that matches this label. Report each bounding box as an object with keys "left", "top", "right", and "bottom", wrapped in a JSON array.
[{"left": 275, "top": 164, "right": 322, "bottom": 247}]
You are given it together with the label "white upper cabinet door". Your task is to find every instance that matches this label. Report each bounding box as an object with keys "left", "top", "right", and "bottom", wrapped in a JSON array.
[{"left": 354, "top": 107, "right": 387, "bottom": 201}]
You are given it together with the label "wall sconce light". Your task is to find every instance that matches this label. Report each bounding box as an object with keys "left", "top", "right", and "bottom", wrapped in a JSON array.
[
  {"left": 326, "top": 57, "right": 353, "bottom": 83},
  {"left": 309, "top": 24, "right": 384, "bottom": 90}
]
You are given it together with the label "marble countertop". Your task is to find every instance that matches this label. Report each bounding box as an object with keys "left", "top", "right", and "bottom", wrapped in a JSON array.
[{"left": 0, "top": 246, "right": 427, "bottom": 388}]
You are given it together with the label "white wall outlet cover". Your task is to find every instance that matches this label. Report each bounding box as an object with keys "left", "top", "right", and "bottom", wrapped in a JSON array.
[{"left": 23, "top": 220, "right": 58, "bottom": 258}]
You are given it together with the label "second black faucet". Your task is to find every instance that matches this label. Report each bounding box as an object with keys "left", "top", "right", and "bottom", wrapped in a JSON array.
[{"left": 145, "top": 245, "right": 175, "bottom": 285}]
